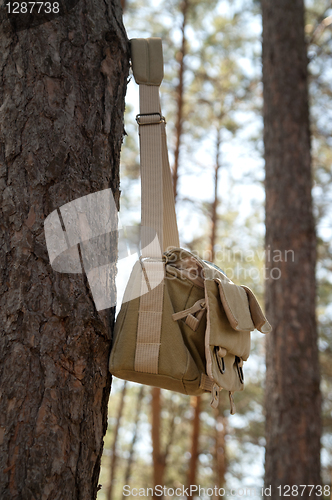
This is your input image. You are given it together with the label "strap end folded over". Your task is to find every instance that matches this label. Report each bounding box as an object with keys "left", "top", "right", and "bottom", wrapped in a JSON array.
[{"left": 130, "top": 38, "right": 164, "bottom": 86}]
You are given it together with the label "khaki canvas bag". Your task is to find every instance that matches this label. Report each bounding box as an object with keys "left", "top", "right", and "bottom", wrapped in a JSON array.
[{"left": 109, "top": 38, "right": 271, "bottom": 413}]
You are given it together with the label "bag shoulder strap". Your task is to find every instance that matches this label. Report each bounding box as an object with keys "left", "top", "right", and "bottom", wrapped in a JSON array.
[
  {"left": 129, "top": 38, "right": 179, "bottom": 375},
  {"left": 131, "top": 38, "right": 180, "bottom": 254}
]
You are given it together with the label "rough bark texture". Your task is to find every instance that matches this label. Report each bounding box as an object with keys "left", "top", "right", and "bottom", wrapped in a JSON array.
[
  {"left": 262, "top": 0, "right": 321, "bottom": 496},
  {"left": 0, "top": 2, "right": 130, "bottom": 499}
]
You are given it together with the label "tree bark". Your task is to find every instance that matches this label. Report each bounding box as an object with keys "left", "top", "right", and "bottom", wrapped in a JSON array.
[
  {"left": 0, "top": 2, "right": 129, "bottom": 499},
  {"left": 262, "top": 0, "right": 321, "bottom": 496},
  {"left": 107, "top": 381, "right": 127, "bottom": 500}
]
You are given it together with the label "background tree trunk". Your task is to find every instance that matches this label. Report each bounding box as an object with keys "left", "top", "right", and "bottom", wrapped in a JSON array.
[
  {"left": 187, "top": 396, "right": 201, "bottom": 498},
  {"left": 108, "top": 382, "right": 127, "bottom": 500},
  {"left": 0, "top": 2, "right": 129, "bottom": 499},
  {"left": 151, "top": 387, "right": 165, "bottom": 499},
  {"left": 262, "top": 0, "right": 321, "bottom": 496},
  {"left": 172, "top": 0, "right": 188, "bottom": 202},
  {"left": 213, "top": 409, "right": 226, "bottom": 497},
  {"left": 210, "top": 127, "right": 221, "bottom": 262},
  {"left": 122, "top": 385, "right": 145, "bottom": 495}
]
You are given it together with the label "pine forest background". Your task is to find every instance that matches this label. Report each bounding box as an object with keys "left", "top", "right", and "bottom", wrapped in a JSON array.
[{"left": 98, "top": 0, "right": 332, "bottom": 498}]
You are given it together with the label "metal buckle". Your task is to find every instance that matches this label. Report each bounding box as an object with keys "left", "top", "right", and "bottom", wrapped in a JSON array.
[
  {"left": 235, "top": 356, "right": 244, "bottom": 384},
  {"left": 135, "top": 112, "right": 166, "bottom": 126},
  {"left": 214, "top": 346, "right": 225, "bottom": 374}
]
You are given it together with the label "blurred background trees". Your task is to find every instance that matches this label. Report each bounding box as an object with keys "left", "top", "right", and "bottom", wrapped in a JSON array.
[{"left": 98, "top": 0, "right": 332, "bottom": 497}]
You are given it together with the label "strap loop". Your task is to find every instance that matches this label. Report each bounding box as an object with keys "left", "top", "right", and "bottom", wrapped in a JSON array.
[
  {"left": 229, "top": 392, "right": 236, "bottom": 415},
  {"left": 136, "top": 113, "right": 166, "bottom": 126},
  {"left": 131, "top": 38, "right": 164, "bottom": 86},
  {"left": 172, "top": 298, "right": 206, "bottom": 332}
]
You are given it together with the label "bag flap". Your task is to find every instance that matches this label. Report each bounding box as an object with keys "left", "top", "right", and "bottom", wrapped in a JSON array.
[
  {"left": 216, "top": 280, "right": 272, "bottom": 334},
  {"left": 241, "top": 285, "right": 272, "bottom": 334},
  {"left": 205, "top": 279, "right": 251, "bottom": 361},
  {"left": 216, "top": 279, "right": 255, "bottom": 332}
]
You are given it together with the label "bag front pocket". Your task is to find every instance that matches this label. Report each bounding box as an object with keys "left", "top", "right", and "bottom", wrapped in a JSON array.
[{"left": 204, "top": 279, "right": 251, "bottom": 391}]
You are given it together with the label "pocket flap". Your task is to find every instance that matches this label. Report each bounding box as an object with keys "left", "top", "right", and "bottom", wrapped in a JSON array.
[
  {"left": 205, "top": 279, "right": 251, "bottom": 361},
  {"left": 216, "top": 280, "right": 255, "bottom": 332},
  {"left": 241, "top": 285, "right": 272, "bottom": 334}
]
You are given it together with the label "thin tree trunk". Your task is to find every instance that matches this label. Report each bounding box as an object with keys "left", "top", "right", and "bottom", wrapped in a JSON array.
[
  {"left": 210, "top": 128, "right": 222, "bottom": 262},
  {"left": 209, "top": 128, "right": 227, "bottom": 496},
  {"left": 151, "top": 387, "right": 166, "bottom": 499},
  {"left": 163, "top": 397, "right": 177, "bottom": 466},
  {"left": 107, "top": 381, "right": 127, "bottom": 500},
  {"left": 172, "top": 0, "right": 189, "bottom": 202},
  {"left": 0, "top": 2, "right": 129, "bottom": 498},
  {"left": 122, "top": 385, "right": 144, "bottom": 492},
  {"left": 214, "top": 410, "right": 226, "bottom": 494},
  {"left": 151, "top": 388, "right": 177, "bottom": 499},
  {"left": 187, "top": 396, "right": 201, "bottom": 497},
  {"left": 262, "top": 0, "right": 321, "bottom": 496}
]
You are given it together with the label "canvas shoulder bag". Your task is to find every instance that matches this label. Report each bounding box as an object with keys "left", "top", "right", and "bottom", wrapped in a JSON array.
[{"left": 109, "top": 37, "right": 272, "bottom": 413}]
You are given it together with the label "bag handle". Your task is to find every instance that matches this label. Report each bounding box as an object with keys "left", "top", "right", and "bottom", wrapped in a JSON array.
[{"left": 130, "top": 38, "right": 180, "bottom": 256}]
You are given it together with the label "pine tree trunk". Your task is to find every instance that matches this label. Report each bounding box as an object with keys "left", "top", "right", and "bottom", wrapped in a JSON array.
[
  {"left": 122, "top": 385, "right": 144, "bottom": 494},
  {"left": 187, "top": 396, "right": 201, "bottom": 498},
  {"left": 172, "top": 0, "right": 188, "bottom": 202},
  {"left": 210, "top": 127, "right": 221, "bottom": 262},
  {"left": 151, "top": 387, "right": 165, "bottom": 499},
  {"left": 214, "top": 410, "right": 226, "bottom": 494},
  {"left": 262, "top": 0, "right": 321, "bottom": 496},
  {"left": 107, "top": 382, "right": 127, "bottom": 500},
  {"left": 0, "top": 2, "right": 129, "bottom": 499}
]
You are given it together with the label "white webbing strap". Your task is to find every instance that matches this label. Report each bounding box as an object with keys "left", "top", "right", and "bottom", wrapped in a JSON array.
[
  {"left": 131, "top": 39, "right": 179, "bottom": 373},
  {"left": 138, "top": 85, "right": 164, "bottom": 258},
  {"left": 200, "top": 373, "right": 214, "bottom": 392},
  {"left": 161, "top": 122, "right": 180, "bottom": 250},
  {"left": 135, "top": 259, "right": 164, "bottom": 373}
]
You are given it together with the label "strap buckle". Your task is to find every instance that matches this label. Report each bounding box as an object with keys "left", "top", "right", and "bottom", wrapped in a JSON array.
[{"left": 136, "top": 112, "right": 166, "bottom": 126}]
